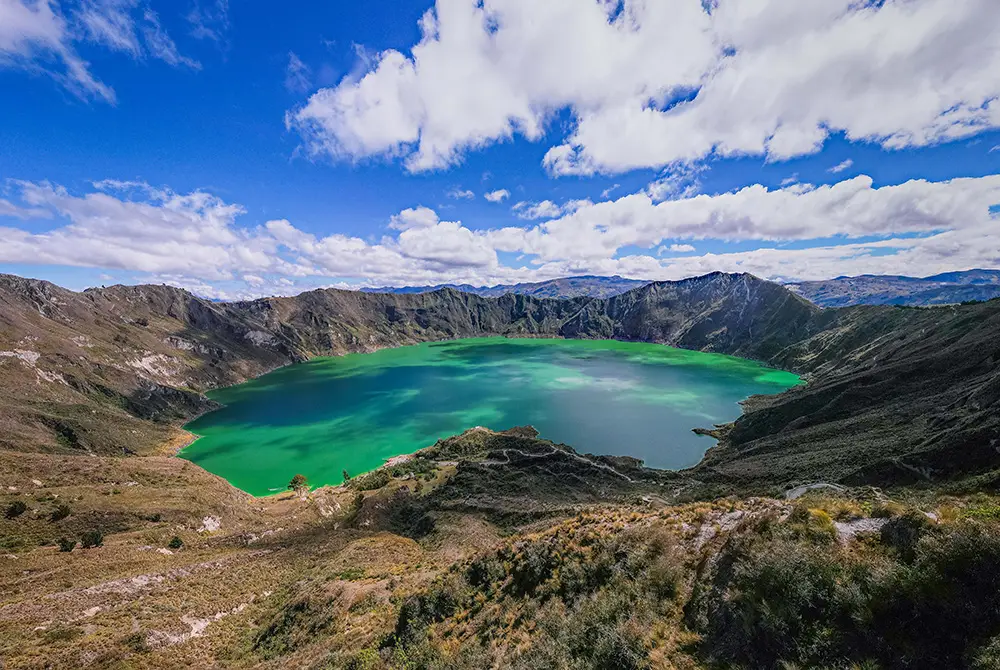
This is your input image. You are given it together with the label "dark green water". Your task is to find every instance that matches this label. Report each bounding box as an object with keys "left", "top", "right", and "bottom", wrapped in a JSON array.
[{"left": 181, "top": 338, "right": 800, "bottom": 496}]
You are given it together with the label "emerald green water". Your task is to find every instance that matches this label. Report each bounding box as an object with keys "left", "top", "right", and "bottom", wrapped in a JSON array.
[{"left": 180, "top": 338, "right": 800, "bottom": 496}]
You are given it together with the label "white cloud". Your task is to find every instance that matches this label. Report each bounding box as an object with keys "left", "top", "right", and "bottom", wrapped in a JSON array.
[
  {"left": 0, "top": 0, "right": 114, "bottom": 101},
  {"left": 77, "top": 0, "right": 141, "bottom": 57},
  {"left": 492, "top": 175, "right": 1000, "bottom": 264},
  {"left": 286, "top": 0, "right": 1000, "bottom": 175},
  {"left": 0, "top": 197, "right": 50, "bottom": 219},
  {"left": 511, "top": 200, "right": 563, "bottom": 220},
  {"left": 285, "top": 52, "right": 311, "bottom": 94},
  {"left": 484, "top": 189, "right": 510, "bottom": 203},
  {"left": 446, "top": 187, "right": 475, "bottom": 199},
  {"left": 646, "top": 165, "right": 704, "bottom": 202},
  {"left": 389, "top": 206, "right": 440, "bottom": 231},
  {"left": 658, "top": 244, "right": 696, "bottom": 255},
  {"left": 600, "top": 184, "right": 620, "bottom": 199},
  {"left": 829, "top": 159, "right": 854, "bottom": 174},
  {"left": 141, "top": 9, "right": 200, "bottom": 69},
  {"left": 2, "top": 173, "right": 999, "bottom": 297},
  {"left": 0, "top": 0, "right": 200, "bottom": 102}
]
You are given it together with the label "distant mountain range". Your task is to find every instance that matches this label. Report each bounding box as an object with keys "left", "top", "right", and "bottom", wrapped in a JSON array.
[
  {"left": 786, "top": 269, "right": 1000, "bottom": 307},
  {"left": 360, "top": 275, "right": 649, "bottom": 299},
  {"left": 360, "top": 270, "right": 1000, "bottom": 307}
]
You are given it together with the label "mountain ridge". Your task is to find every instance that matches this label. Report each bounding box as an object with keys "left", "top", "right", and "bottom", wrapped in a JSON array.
[
  {"left": 358, "top": 274, "right": 650, "bottom": 299},
  {"left": 788, "top": 268, "right": 1000, "bottom": 307}
]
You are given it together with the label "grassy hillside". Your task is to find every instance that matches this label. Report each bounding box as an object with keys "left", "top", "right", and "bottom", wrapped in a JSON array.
[{"left": 5, "top": 428, "right": 999, "bottom": 668}]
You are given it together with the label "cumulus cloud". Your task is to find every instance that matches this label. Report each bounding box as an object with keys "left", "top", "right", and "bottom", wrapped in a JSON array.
[
  {"left": 511, "top": 199, "right": 591, "bottom": 220},
  {"left": 286, "top": 0, "right": 1000, "bottom": 175},
  {"left": 389, "top": 206, "right": 440, "bottom": 230},
  {"left": 484, "top": 189, "right": 510, "bottom": 203},
  {"left": 2, "top": 173, "right": 998, "bottom": 298},
  {"left": 511, "top": 200, "right": 563, "bottom": 220},
  {"left": 492, "top": 175, "right": 1000, "bottom": 264},
  {"left": 0, "top": 0, "right": 200, "bottom": 101}
]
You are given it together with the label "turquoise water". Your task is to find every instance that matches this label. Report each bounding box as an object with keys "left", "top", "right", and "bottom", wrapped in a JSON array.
[{"left": 181, "top": 337, "right": 801, "bottom": 496}]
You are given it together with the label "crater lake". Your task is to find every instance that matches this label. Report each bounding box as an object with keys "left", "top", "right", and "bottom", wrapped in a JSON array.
[{"left": 180, "top": 337, "right": 801, "bottom": 496}]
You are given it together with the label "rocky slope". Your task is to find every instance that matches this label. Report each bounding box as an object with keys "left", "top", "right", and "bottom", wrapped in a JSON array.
[{"left": 700, "top": 299, "right": 1000, "bottom": 488}]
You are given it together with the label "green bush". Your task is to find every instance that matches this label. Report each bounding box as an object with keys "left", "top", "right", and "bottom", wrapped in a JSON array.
[
  {"left": 879, "top": 510, "right": 930, "bottom": 562},
  {"left": 122, "top": 631, "right": 150, "bottom": 653},
  {"left": 81, "top": 530, "right": 104, "bottom": 548},
  {"left": 49, "top": 502, "right": 71, "bottom": 522},
  {"left": 351, "top": 470, "right": 391, "bottom": 491},
  {"left": 57, "top": 537, "right": 76, "bottom": 552},
  {"left": 5, "top": 500, "right": 28, "bottom": 519},
  {"left": 168, "top": 535, "right": 184, "bottom": 550}
]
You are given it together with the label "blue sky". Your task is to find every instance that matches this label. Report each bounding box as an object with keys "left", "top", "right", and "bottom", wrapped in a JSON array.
[{"left": 1, "top": 0, "right": 1000, "bottom": 299}]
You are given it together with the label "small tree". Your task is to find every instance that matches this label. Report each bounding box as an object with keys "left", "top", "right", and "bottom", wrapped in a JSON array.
[
  {"left": 168, "top": 535, "right": 184, "bottom": 550},
  {"left": 5, "top": 500, "right": 28, "bottom": 519},
  {"left": 81, "top": 530, "right": 104, "bottom": 548},
  {"left": 57, "top": 537, "right": 76, "bottom": 552},
  {"left": 288, "top": 474, "right": 309, "bottom": 499},
  {"left": 342, "top": 469, "right": 351, "bottom": 483},
  {"left": 50, "top": 502, "right": 72, "bottom": 522}
]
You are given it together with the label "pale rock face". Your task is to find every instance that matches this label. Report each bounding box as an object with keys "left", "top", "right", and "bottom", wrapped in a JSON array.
[
  {"left": 244, "top": 330, "right": 277, "bottom": 347},
  {"left": 198, "top": 516, "right": 222, "bottom": 533},
  {"left": 129, "top": 353, "right": 180, "bottom": 379},
  {"left": 0, "top": 350, "right": 41, "bottom": 365}
]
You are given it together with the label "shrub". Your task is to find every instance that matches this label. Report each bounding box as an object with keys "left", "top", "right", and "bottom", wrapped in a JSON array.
[
  {"left": 352, "top": 470, "right": 391, "bottom": 491},
  {"left": 344, "top": 648, "right": 380, "bottom": 670},
  {"left": 5, "top": 500, "right": 28, "bottom": 519},
  {"left": 168, "top": 535, "right": 184, "bottom": 550},
  {"left": 49, "top": 502, "right": 71, "bottom": 522},
  {"left": 81, "top": 530, "right": 104, "bottom": 548},
  {"left": 690, "top": 518, "right": 1000, "bottom": 669},
  {"left": 57, "top": 537, "right": 76, "bottom": 552},
  {"left": 122, "top": 631, "right": 150, "bottom": 653},
  {"left": 879, "top": 510, "right": 930, "bottom": 562},
  {"left": 43, "top": 626, "right": 83, "bottom": 643},
  {"left": 972, "top": 635, "right": 1000, "bottom": 670}
]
